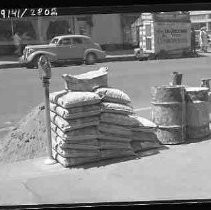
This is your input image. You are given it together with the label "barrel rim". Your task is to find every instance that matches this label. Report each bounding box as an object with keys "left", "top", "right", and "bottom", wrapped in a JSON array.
[
  {"left": 185, "top": 87, "right": 209, "bottom": 92},
  {"left": 151, "top": 85, "right": 185, "bottom": 89},
  {"left": 151, "top": 102, "right": 184, "bottom": 105},
  {"left": 158, "top": 125, "right": 186, "bottom": 129}
]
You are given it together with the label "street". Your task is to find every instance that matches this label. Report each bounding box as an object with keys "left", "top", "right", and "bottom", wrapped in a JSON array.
[{"left": 0, "top": 56, "right": 211, "bottom": 137}]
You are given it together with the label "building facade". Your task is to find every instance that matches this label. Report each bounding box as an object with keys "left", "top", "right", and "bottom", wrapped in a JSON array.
[
  {"left": 190, "top": 10, "right": 211, "bottom": 31},
  {"left": 0, "top": 13, "right": 140, "bottom": 55}
]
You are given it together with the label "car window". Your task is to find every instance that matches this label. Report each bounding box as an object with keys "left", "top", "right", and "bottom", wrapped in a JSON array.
[
  {"left": 59, "top": 38, "right": 72, "bottom": 45},
  {"left": 82, "top": 38, "right": 93, "bottom": 45},
  {"left": 72, "top": 37, "right": 83, "bottom": 44},
  {"left": 50, "top": 38, "right": 59, "bottom": 44}
]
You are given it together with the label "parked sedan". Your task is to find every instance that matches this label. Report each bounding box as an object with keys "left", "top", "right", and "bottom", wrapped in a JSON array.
[{"left": 21, "top": 35, "right": 106, "bottom": 68}]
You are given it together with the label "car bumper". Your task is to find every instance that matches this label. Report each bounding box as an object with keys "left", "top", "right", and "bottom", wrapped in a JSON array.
[
  {"left": 20, "top": 54, "right": 32, "bottom": 64},
  {"left": 19, "top": 55, "right": 28, "bottom": 64}
]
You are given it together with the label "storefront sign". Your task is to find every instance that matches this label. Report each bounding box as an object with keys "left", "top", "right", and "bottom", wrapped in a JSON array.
[{"left": 155, "top": 22, "right": 191, "bottom": 51}]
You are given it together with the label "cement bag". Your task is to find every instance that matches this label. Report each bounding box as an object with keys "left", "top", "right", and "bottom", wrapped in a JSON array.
[
  {"left": 100, "top": 113, "right": 139, "bottom": 127},
  {"left": 54, "top": 146, "right": 101, "bottom": 158},
  {"left": 50, "top": 102, "right": 57, "bottom": 112},
  {"left": 130, "top": 115, "right": 157, "bottom": 132},
  {"left": 50, "top": 103, "right": 101, "bottom": 119},
  {"left": 140, "top": 141, "right": 161, "bottom": 151},
  {"left": 132, "top": 130, "right": 158, "bottom": 142},
  {"left": 52, "top": 149, "right": 101, "bottom": 167},
  {"left": 51, "top": 124, "right": 99, "bottom": 141},
  {"left": 101, "top": 102, "right": 133, "bottom": 115},
  {"left": 51, "top": 131, "right": 99, "bottom": 148},
  {"left": 51, "top": 122, "right": 57, "bottom": 133},
  {"left": 62, "top": 67, "right": 108, "bottom": 91},
  {"left": 98, "top": 122, "right": 132, "bottom": 138},
  {"left": 52, "top": 137, "right": 99, "bottom": 150},
  {"left": 130, "top": 141, "right": 142, "bottom": 152},
  {"left": 50, "top": 91, "right": 101, "bottom": 108},
  {"left": 101, "top": 149, "right": 135, "bottom": 159},
  {"left": 50, "top": 112, "right": 100, "bottom": 132},
  {"left": 99, "top": 132, "right": 131, "bottom": 142},
  {"left": 49, "top": 90, "right": 68, "bottom": 103},
  {"left": 95, "top": 87, "right": 131, "bottom": 105},
  {"left": 99, "top": 140, "right": 132, "bottom": 150},
  {"left": 131, "top": 141, "right": 161, "bottom": 153}
]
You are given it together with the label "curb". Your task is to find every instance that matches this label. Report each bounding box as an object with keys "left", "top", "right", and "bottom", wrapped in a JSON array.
[
  {"left": 105, "top": 55, "right": 136, "bottom": 62},
  {"left": 0, "top": 55, "right": 137, "bottom": 69},
  {"left": 0, "top": 63, "right": 24, "bottom": 69}
]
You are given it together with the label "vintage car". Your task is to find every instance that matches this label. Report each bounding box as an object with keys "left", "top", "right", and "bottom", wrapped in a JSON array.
[{"left": 21, "top": 35, "right": 106, "bottom": 68}]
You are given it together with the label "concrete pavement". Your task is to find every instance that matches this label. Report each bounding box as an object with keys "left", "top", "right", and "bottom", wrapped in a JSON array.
[{"left": 1, "top": 138, "right": 211, "bottom": 205}]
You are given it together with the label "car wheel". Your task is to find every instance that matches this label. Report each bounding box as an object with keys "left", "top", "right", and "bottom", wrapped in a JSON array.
[
  {"left": 25, "top": 55, "right": 41, "bottom": 69},
  {"left": 25, "top": 62, "right": 35, "bottom": 69},
  {"left": 85, "top": 53, "right": 97, "bottom": 65}
]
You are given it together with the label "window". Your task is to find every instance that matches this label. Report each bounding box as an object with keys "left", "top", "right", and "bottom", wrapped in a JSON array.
[
  {"left": 82, "top": 38, "right": 92, "bottom": 44},
  {"left": 50, "top": 38, "right": 59, "bottom": 44},
  {"left": 146, "top": 38, "right": 152, "bottom": 50},
  {"left": 72, "top": 37, "right": 82, "bottom": 44},
  {"left": 0, "top": 20, "right": 13, "bottom": 41},
  {"left": 59, "top": 38, "right": 72, "bottom": 45},
  {"left": 46, "top": 20, "right": 69, "bottom": 40},
  {"left": 145, "top": 24, "right": 151, "bottom": 36},
  {"left": 13, "top": 20, "right": 36, "bottom": 40}
]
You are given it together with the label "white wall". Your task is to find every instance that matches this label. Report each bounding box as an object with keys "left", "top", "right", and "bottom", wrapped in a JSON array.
[{"left": 91, "top": 14, "right": 123, "bottom": 45}]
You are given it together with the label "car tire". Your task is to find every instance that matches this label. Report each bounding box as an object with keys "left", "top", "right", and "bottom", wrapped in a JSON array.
[
  {"left": 25, "top": 55, "right": 41, "bottom": 69},
  {"left": 25, "top": 62, "right": 35, "bottom": 69},
  {"left": 85, "top": 53, "right": 97, "bottom": 65}
]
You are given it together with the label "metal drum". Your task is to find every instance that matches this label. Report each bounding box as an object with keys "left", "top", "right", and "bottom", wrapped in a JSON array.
[
  {"left": 151, "top": 85, "right": 186, "bottom": 144},
  {"left": 185, "top": 87, "right": 210, "bottom": 139}
]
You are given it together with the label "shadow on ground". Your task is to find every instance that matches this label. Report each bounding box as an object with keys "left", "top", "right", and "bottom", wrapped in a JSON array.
[
  {"left": 184, "top": 134, "right": 211, "bottom": 145},
  {"left": 69, "top": 144, "right": 169, "bottom": 170}
]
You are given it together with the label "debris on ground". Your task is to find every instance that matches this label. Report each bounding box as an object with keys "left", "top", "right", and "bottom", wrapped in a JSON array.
[{"left": 0, "top": 103, "right": 48, "bottom": 163}]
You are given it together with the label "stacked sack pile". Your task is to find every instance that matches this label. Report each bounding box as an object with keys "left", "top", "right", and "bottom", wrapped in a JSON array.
[
  {"left": 95, "top": 87, "right": 137, "bottom": 159},
  {"left": 49, "top": 90, "right": 102, "bottom": 167},
  {"left": 50, "top": 67, "right": 161, "bottom": 167},
  {"left": 130, "top": 116, "right": 161, "bottom": 153}
]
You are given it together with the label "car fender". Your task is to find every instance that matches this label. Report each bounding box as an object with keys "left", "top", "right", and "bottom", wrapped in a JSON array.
[
  {"left": 84, "top": 49, "right": 106, "bottom": 60},
  {"left": 27, "top": 51, "right": 57, "bottom": 62}
]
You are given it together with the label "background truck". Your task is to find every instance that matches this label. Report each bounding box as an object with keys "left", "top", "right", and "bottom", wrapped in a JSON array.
[{"left": 131, "top": 12, "right": 192, "bottom": 60}]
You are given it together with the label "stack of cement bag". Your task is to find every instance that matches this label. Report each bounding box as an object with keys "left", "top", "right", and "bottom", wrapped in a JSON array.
[
  {"left": 50, "top": 67, "right": 161, "bottom": 167},
  {"left": 130, "top": 116, "right": 161, "bottom": 153},
  {"left": 94, "top": 87, "right": 137, "bottom": 159},
  {"left": 61, "top": 67, "right": 136, "bottom": 161},
  {"left": 49, "top": 90, "right": 102, "bottom": 167}
]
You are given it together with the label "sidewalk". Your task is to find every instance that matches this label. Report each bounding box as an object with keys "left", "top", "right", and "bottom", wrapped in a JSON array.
[
  {"left": 1, "top": 138, "right": 211, "bottom": 206},
  {"left": 0, "top": 55, "right": 23, "bottom": 69}
]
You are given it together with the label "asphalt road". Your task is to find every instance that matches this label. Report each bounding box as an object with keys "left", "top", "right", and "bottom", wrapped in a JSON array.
[{"left": 0, "top": 56, "right": 211, "bottom": 137}]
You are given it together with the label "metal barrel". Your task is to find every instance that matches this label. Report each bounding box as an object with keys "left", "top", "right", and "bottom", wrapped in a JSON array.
[
  {"left": 185, "top": 87, "right": 210, "bottom": 139},
  {"left": 151, "top": 85, "right": 186, "bottom": 144},
  {"left": 208, "top": 92, "right": 211, "bottom": 124}
]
